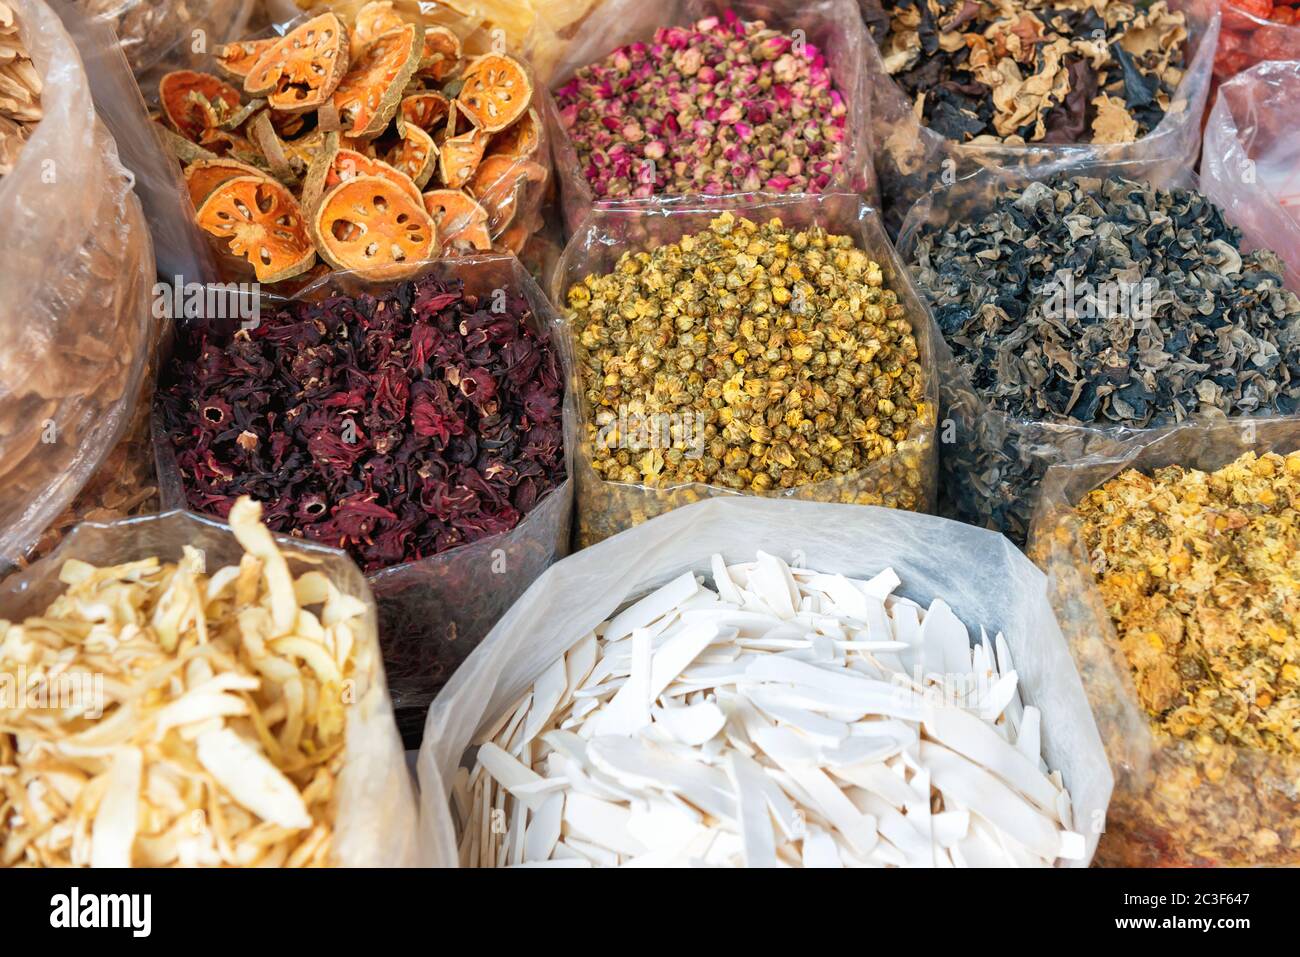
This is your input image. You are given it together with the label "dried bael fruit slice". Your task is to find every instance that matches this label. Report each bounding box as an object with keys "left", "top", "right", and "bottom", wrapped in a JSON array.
[
  {"left": 418, "top": 26, "right": 462, "bottom": 82},
  {"left": 489, "top": 107, "right": 540, "bottom": 159},
  {"left": 400, "top": 91, "right": 451, "bottom": 134},
  {"left": 351, "top": 0, "right": 407, "bottom": 59},
  {"left": 244, "top": 14, "right": 350, "bottom": 113},
  {"left": 304, "top": 136, "right": 424, "bottom": 212},
  {"left": 184, "top": 157, "right": 270, "bottom": 207},
  {"left": 248, "top": 111, "right": 298, "bottom": 182},
  {"left": 196, "top": 176, "right": 317, "bottom": 283},
  {"left": 387, "top": 125, "right": 438, "bottom": 189},
  {"left": 439, "top": 120, "right": 489, "bottom": 189},
  {"left": 468, "top": 155, "right": 545, "bottom": 237},
  {"left": 423, "top": 189, "right": 491, "bottom": 251},
  {"left": 214, "top": 38, "right": 278, "bottom": 80},
  {"left": 157, "top": 123, "right": 220, "bottom": 165},
  {"left": 333, "top": 23, "right": 423, "bottom": 138},
  {"left": 160, "top": 70, "right": 242, "bottom": 142},
  {"left": 314, "top": 175, "right": 437, "bottom": 279},
  {"left": 456, "top": 54, "right": 530, "bottom": 133}
]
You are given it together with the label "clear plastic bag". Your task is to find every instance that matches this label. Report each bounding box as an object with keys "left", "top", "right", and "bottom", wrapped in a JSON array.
[
  {"left": 894, "top": 159, "right": 1300, "bottom": 545},
  {"left": 1213, "top": 3, "right": 1300, "bottom": 91},
  {"left": 862, "top": 0, "right": 1220, "bottom": 237},
  {"left": 152, "top": 256, "right": 575, "bottom": 745},
  {"left": 0, "top": 507, "right": 419, "bottom": 866},
  {"left": 1029, "top": 418, "right": 1300, "bottom": 866},
  {"left": 0, "top": 0, "right": 156, "bottom": 569},
  {"left": 70, "top": 0, "right": 255, "bottom": 77},
  {"left": 552, "top": 192, "right": 940, "bottom": 547},
  {"left": 416, "top": 495, "right": 1115, "bottom": 867},
  {"left": 128, "top": 2, "right": 552, "bottom": 287},
  {"left": 541, "top": 0, "right": 877, "bottom": 236},
  {"left": 1201, "top": 59, "right": 1300, "bottom": 291}
]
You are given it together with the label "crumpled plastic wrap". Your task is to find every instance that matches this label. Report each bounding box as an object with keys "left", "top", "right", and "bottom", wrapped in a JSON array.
[
  {"left": 553, "top": 192, "right": 939, "bottom": 547},
  {"left": 1201, "top": 59, "right": 1300, "bottom": 291},
  {"left": 862, "top": 0, "right": 1219, "bottom": 237},
  {"left": 0, "top": 0, "right": 155, "bottom": 571},
  {"left": 541, "top": 0, "right": 877, "bottom": 237},
  {"left": 894, "top": 159, "right": 1300, "bottom": 545},
  {"left": 1029, "top": 418, "right": 1300, "bottom": 867},
  {"left": 416, "top": 495, "right": 1114, "bottom": 867},
  {"left": 0, "top": 507, "right": 419, "bottom": 867},
  {"left": 72, "top": 0, "right": 255, "bottom": 77},
  {"left": 153, "top": 255, "right": 574, "bottom": 747}
]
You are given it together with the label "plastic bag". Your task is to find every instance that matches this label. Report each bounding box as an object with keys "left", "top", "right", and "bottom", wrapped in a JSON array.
[
  {"left": 1029, "top": 418, "right": 1300, "bottom": 866},
  {"left": 129, "top": 2, "right": 552, "bottom": 288},
  {"left": 0, "top": 507, "right": 419, "bottom": 866},
  {"left": 1213, "top": 2, "right": 1300, "bottom": 93},
  {"left": 553, "top": 191, "right": 940, "bottom": 547},
  {"left": 894, "top": 158, "right": 1300, "bottom": 546},
  {"left": 862, "top": 0, "right": 1220, "bottom": 237},
  {"left": 152, "top": 256, "right": 575, "bottom": 746},
  {"left": 71, "top": 0, "right": 255, "bottom": 77},
  {"left": 416, "top": 495, "right": 1114, "bottom": 866},
  {"left": 0, "top": 0, "right": 156, "bottom": 569},
  {"left": 541, "top": 0, "right": 877, "bottom": 237},
  {"left": 1201, "top": 59, "right": 1300, "bottom": 291}
]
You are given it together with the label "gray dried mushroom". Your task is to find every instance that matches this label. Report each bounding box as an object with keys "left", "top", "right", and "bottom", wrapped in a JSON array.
[{"left": 0, "top": 0, "right": 42, "bottom": 177}]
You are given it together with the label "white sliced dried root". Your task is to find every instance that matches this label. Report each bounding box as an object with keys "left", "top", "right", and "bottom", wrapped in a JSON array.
[
  {"left": 457, "top": 552, "right": 1085, "bottom": 868},
  {"left": 0, "top": 1, "right": 40, "bottom": 178},
  {"left": 0, "top": 498, "right": 365, "bottom": 868}
]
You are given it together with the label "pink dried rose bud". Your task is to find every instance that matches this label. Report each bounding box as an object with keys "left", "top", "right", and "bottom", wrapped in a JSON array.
[{"left": 554, "top": 10, "right": 849, "bottom": 199}]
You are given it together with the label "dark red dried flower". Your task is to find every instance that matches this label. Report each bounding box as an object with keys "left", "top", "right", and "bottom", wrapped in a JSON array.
[{"left": 158, "top": 275, "right": 566, "bottom": 573}]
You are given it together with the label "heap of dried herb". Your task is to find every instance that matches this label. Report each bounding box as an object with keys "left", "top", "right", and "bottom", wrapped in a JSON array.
[
  {"left": 554, "top": 11, "right": 848, "bottom": 198},
  {"left": 870, "top": 0, "right": 1187, "bottom": 144},
  {"left": 908, "top": 174, "right": 1300, "bottom": 539},
  {"left": 1072, "top": 450, "right": 1300, "bottom": 865},
  {"left": 158, "top": 275, "right": 566, "bottom": 573},
  {"left": 567, "top": 212, "right": 927, "bottom": 499}
]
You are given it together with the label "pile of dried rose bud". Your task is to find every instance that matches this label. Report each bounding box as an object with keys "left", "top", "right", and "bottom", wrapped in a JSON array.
[
  {"left": 554, "top": 10, "right": 848, "bottom": 198},
  {"left": 157, "top": 274, "right": 566, "bottom": 573}
]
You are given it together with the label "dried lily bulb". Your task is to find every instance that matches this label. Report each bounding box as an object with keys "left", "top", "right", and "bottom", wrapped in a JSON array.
[
  {"left": 0, "top": 0, "right": 42, "bottom": 177},
  {"left": 457, "top": 552, "right": 1085, "bottom": 868},
  {"left": 0, "top": 497, "right": 368, "bottom": 867}
]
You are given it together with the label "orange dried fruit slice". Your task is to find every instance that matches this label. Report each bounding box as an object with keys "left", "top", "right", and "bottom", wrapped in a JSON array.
[
  {"left": 489, "top": 107, "right": 540, "bottom": 159},
  {"left": 467, "top": 155, "right": 545, "bottom": 237},
  {"left": 418, "top": 26, "right": 462, "bottom": 82},
  {"left": 195, "top": 176, "right": 317, "bottom": 283},
  {"left": 313, "top": 175, "right": 437, "bottom": 279},
  {"left": 422, "top": 189, "right": 491, "bottom": 252},
  {"left": 302, "top": 132, "right": 422, "bottom": 213},
  {"left": 351, "top": 0, "right": 408, "bottom": 59},
  {"left": 333, "top": 23, "right": 423, "bottom": 138},
  {"left": 399, "top": 91, "right": 451, "bottom": 134},
  {"left": 214, "top": 38, "right": 278, "bottom": 80},
  {"left": 184, "top": 157, "right": 270, "bottom": 208},
  {"left": 386, "top": 125, "right": 438, "bottom": 190},
  {"left": 438, "top": 120, "right": 489, "bottom": 189},
  {"left": 160, "top": 70, "right": 242, "bottom": 142},
  {"left": 456, "top": 54, "right": 531, "bottom": 133},
  {"left": 244, "top": 13, "right": 350, "bottom": 113}
]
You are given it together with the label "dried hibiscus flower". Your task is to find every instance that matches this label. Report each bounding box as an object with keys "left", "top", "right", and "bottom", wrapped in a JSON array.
[{"left": 157, "top": 274, "right": 566, "bottom": 574}]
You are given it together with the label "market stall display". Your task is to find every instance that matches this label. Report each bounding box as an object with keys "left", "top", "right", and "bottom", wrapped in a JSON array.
[
  {"left": 155, "top": 257, "right": 572, "bottom": 740},
  {"left": 149, "top": 2, "right": 549, "bottom": 285},
  {"left": 0, "top": 498, "right": 417, "bottom": 867},
  {"left": 1031, "top": 420, "right": 1300, "bottom": 866},
  {"left": 556, "top": 194, "right": 939, "bottom": 546},
  {"left": 417, "top": 496, "right": 1113, "bottom": 868},
  {"left": 899, "top": 168, "right": 1300, "bottom": 544},
  {"left": 860, "top": 0, "right": 1218, "bottom": 235}
]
